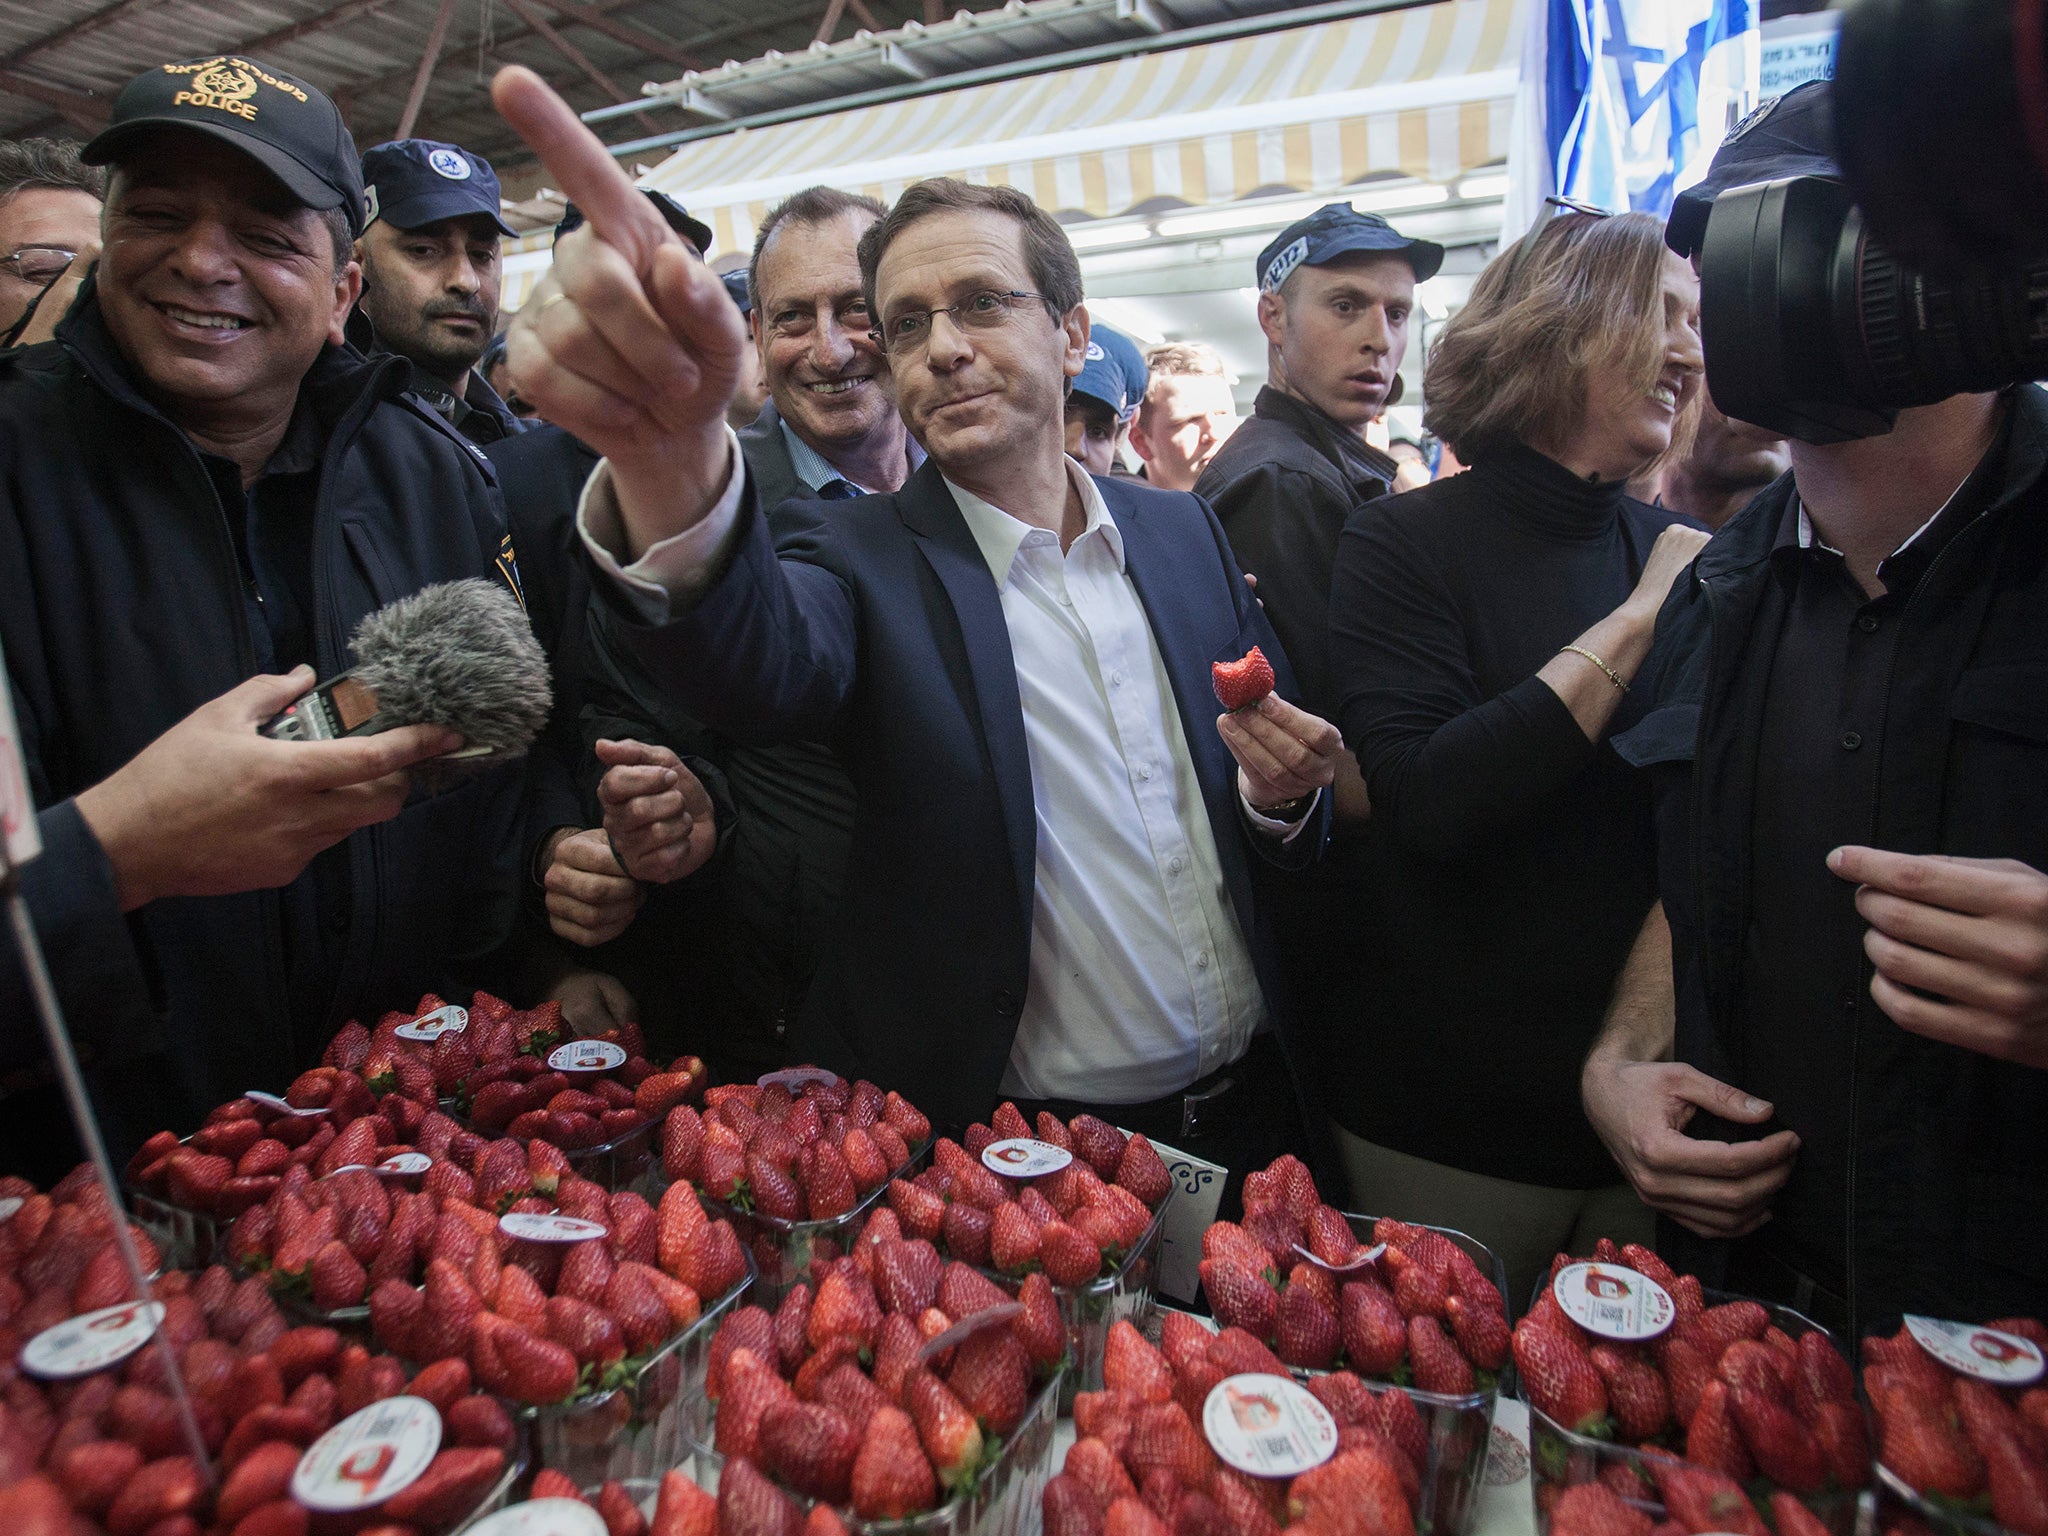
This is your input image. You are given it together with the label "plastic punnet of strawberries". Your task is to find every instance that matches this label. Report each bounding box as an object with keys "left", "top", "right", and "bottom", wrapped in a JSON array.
[
  {"left": 1862, "top": 1315, "right": 2048, "bottom": 1536},
  {"left": 0, "top": 1167, "right": 168, "bottom": 1335},
  {"left": 0, "top": 1191, "right": 518, "bottom": 1536},
  {"left": 663, "top": 1076, "right": 930, "bottom": 1229},
  {"left": 879, "top": 1101, "right": 1175, "bottom": 1288},
  {"left": 1196, "top": 1156, "right": 1510, "bottom": 1392},
  {"left": 1518, "top": 1241, "right": 1870, "bottom": 1536},
  {"left": 511, "top": 1466, "right": 857, "bottom": 1536},
  {"left": 691, "top": 1220, "right": 1067, "bottom": 1525},
  {"left": 1043, "top": 1314, "right": 1425, "bottom": 1536}
]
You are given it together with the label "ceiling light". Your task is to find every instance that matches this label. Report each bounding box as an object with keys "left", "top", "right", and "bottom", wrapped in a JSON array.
[
  {"left": 1154, "top": 197, "right": 1323, "bottom": 239},
  {"left": 1065, "top": 221, "right": 1151, "bottom": 251},
  {"left": 1349, "top": 183, "right": 1449, "bottom": 213},
  {"left": 1455, "top": 172, "right": 1511, "bottom": 201}
]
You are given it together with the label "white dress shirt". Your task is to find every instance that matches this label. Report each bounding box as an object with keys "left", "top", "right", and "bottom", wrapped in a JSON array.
[{"left": 577, "top": 440, "right": 1303, "bottom": 1103}]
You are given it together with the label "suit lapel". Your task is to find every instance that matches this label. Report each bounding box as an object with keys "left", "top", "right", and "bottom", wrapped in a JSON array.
[{"left": 897, "top": 460, "right": 1037, "bottom": 927}]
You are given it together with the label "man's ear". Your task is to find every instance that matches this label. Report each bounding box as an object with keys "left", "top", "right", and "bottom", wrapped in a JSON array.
[
  {"left": 1127, "top": 414, "right": 1154, "bottom": 464},
  {"left": 328, "top": 259, "right": 364, "bottom": 347},
  {"left": 1255, "top": 288, "right": 1287, "bottom": 350},
  {"left": 1062, "top": 302, "right": 1090, "bottom": 380}
]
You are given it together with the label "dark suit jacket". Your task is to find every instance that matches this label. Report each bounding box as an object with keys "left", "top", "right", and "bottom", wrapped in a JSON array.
[{"left": 591, "top": 455, "right": 1328, "bottom": 1127}]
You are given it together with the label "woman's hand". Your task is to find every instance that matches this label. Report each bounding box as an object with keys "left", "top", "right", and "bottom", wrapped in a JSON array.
[{"left": 1624, "top": 523, "right": 1712, "bottom": 623}]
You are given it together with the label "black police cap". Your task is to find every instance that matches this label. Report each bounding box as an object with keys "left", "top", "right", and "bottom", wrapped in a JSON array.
[
  {"left": 84, "top": 57, "right": 364, "bottom": 235},
  {"left": 1256, "top": 201, "right": 1444, "bottom": 293}
]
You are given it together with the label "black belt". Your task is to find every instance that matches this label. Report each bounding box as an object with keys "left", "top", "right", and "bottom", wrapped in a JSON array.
[{"left": 1006, "top": 1032, "right": 1281, "bottom": 1146}]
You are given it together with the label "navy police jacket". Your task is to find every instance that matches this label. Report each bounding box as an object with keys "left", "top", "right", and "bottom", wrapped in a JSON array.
[{"left": 0, "top": 286, "right": 526, "bottom": 1164}]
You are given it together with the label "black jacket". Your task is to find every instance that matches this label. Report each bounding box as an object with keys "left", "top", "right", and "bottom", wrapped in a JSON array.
[
  {"left": 0, "top": 289, "right": 526, "bottom": 1165},
  {"left": 1618, "top": 386, "right": 2048, "bottom": 1330},
  {"left": 579, "top": 401, "right": 857, "bottom": 1076},
  {"left": 1194, "top": 386, "right": 1397, "bottom": 718}
]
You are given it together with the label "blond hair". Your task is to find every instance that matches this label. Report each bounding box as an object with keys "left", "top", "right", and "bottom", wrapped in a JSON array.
[
  {"left": 1142, "top": 341, "right": 1225, "bottom": 382},
  {"left": 1423, "top": 210, "right": 1698, "bottom": 475}
]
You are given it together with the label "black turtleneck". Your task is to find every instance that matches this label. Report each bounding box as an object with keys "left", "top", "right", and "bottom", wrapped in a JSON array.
[{"left": 1324, "top": 443, "right": 1693, "bottom": 1187}]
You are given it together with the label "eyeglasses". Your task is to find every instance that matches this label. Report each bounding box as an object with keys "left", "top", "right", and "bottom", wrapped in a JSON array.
[
  {"left": 1499, "top": 195, "right": 1613, "bottom": 289},
  {"left": 0, "top": 245, "right": 78, "bottom": 287},
  {"left": 871, "top": 288, "right": 1052, "bottom": 356}
]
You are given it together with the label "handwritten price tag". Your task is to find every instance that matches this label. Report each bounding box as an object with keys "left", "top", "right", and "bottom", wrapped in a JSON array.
[{"left": 292, "top": 1396, "right": 441, "bottom": 1511}]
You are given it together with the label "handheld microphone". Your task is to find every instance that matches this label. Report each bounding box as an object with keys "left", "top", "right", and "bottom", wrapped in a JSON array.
[{"left": 260, "top": 579, "right": 552, "bottom": 784}]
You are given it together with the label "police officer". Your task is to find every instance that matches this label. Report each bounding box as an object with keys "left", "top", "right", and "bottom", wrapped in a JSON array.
[
  {"left": 722, "top": 267, "right": 771, "bottom": 432},
  {"left": 355, "top": 138, "right": 523, "bottom": 443},
  {"left": 1062, "top": 321, "right": 1147, "bottom": 476},
  {"left": 0, "top": 58, "right": 525, "bottom": 1178}
]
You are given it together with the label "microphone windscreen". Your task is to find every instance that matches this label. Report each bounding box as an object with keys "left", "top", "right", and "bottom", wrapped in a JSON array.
[{"left": 349, "top": 578, "right": 552, "bottom": 766}]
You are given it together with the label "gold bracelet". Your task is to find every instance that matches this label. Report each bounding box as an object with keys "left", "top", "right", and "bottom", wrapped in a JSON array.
[{"left": 1560, "top": 645, "right": 1628, "bottom": 692}]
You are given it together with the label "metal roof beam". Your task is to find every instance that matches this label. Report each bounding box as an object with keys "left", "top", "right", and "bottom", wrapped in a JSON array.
[
  {"left": 0, "top": 0, "right": 173, "bottom": 75},
  {"left": 0, "top": 66, "right": 110, "bottom": 126}
]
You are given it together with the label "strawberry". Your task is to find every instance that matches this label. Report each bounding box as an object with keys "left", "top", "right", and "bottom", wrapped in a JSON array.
[
  {"left": 490, "top": 1320, "right": 579, "bottom": 1404},
  {"left": 1684, "top": 1300, "right": 1770, "bottom": 1362},
  {"left": 818, "top": 1361, "right": 893, "bottom": 1427},
  {"left": 656, "top": 1180, "right": 707, "bottom": 1271},
  {"left": 1687, "top": 1380, "right": 1755, "bottom": 1482},
  {"left": 1126, "top": 1400, "right": 1213, "bottom": 1490},
  {"left": 105, "top": 1455, "right": 206, "bottom": 1536},
  {"left": 1045, "top": 1474, "right": 1108, "bottom": 1536},
  {"left": 1288, "top": 1447, "right": 1413, "bottom": 1536},
  {"left": 1768, "top": 1491, "right": 1835, "bottom": 1536},
  {"left": 52, "top": 1440, "right": 144, "bottom": 1519},
  {"left": 531, "top": 1469, "right": 585, "bottom": 1502},
  {"left": 671, "top": 1218, "right": 747, "bottom": 1301},
  {"left": 1275, "top": 1284, "right": 1342, "bottom": 1371},
  {"left": 772, "top": 1284, "right": 814, "bottom": 1374},
  {"left": 937, "top": 1260, "right": 1013, "bottom": 1319},
  {"left": 1112, "top": 1134, "right": 1172, "bottom": 1207},
  {"left": 1105, "top": 1497, "right": 1171, "bottom": 1536},
  {"left": 808, "top": 1266, "right": 882, "bottom": 1353},
  {"left": 1514, "top": 1319, "right": 1607, "bottom": 1433},
  {"left": 1340, "top": 1279, "right": 1408, "bottom": 1376},
  {"left": 719, "top": 1348, "right": 797, "bottom": 1462},
  {"left": 1211, "top": 647, "right": 1277, "bottom": 712},
  {"left": 1656, "top": 1332, "right": 1713, "bottom": 1426},
  {"left": 597, "top": 1479, "right": 650, "bottom": 1536},
  {"left": 382, "top": 1447, "right": 505, "bottom": 1527},
  {"left": 1954, "top": 1378, "right": 2048, "bottom": 1536},
  {"left": 882, "top": 1090, "right": 931, "bottom": 1145},
  {"left": 989, "top": 1203, "right": 1043, "bottom": 1273},
  {"left": 1041, "top": 1220, "right": 1105, "bottom": 1287},
  {"left": 307, "top": 1240, "right": 366, "bottom": 1311},
  {"left": 903, "top": 1367, "right": 985, "bottom": 1488},
  {"left": 1869, "top": 1369, "right": 1985, "bottom": 1500},
  {"left": 888, "top": 1178, "right": 945, "bottom": 1243},
  {"left": 950, "top": 1324, "right": 1032, "bottom": 1435},
  {"left": 803, "top": 1142, "right": 859, "bottom": 1220},
  {"left": 749, "top": 1153, "right": 806, "bottom": 1221},
  {"left": 1404, "top": 1314, "right": 1471, "bottom": 1397},
  {"left": 708, "top": 1309, "right": 778, "bottom": 1399},
  {"left": 1201, "top": 1258, "right": 1278, "bottom": 1341},
  {"left": 1791, "top": 1329, "right": 1856, "bottom": 1414},
  {"left": 1719, "top": 1339, "right": 1793, "bottom": 1404},
  {"left": 761, "top": 1401, "right": 863, "bottom": 1504},
  {"left": 1550, "top": 1482, "right": 1653, "bottom": 1536},
  {"left": 851, "top": 1405, "right": 938, "bottom": 1519},
  {"left": 546, "top": 1294, "right": 627, "bottom": 1365},
  {"left": 873, "top": 1312, "right": 927, "bottom": 1401},
  {"left": 1813, "top": 1398, "right": 1872, "bottom": 1491},
  {"left": 875, "top": 1238, "right": 944, "bottom": 1318},
  {"left": 1650, "top": 1461, "right": 1768, "bottom": 1536},
  {"left": 651, "top": 1468, "right": 719, "bottom": 1536},
  {"left": 840, "top": 1128, "right": 890, "bottom": 1194},
  {"left": 1588, "top": 1344, "right": 1669, "bottom": 1440},
  {"left": 942, "top": 1200, "right": 995, "bottom": 1267},
  {"left": 606, "top": 1263, "right": 677, "bottom": 1354},
  {"left": 1014, "top": 1271, "right": 1067, "bottom": 1367}
]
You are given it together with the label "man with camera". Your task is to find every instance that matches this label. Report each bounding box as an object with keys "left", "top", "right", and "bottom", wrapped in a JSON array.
[
  {"left": 0, "top": 59, "right": 524, "bottom": 1177},
  {"left": 1584, "top": 83, "right": 2048, "bottom": 1331}
]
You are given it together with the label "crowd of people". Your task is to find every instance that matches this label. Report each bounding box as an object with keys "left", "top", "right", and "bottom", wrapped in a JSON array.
[{"left": 0, "top": 54, "right": 2041, "bottom": 1343}]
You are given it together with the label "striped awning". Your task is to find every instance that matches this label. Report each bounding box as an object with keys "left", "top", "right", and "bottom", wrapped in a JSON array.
[{"left": 641, "top": 0, "right": 1521, "bottom": 260}]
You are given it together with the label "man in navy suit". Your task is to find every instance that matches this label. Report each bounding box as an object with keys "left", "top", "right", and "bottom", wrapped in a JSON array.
[{"left": 493, "top": 72, "right": 1344, "bottom": 1170}]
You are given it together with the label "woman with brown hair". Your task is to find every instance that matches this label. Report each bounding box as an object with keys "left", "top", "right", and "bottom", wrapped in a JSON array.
[{"left": 1322, "top": 208, "right": 1709, "bottom": 1308}]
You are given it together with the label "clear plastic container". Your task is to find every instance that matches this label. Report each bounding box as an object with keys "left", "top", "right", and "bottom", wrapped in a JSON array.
[
  {"left": 977, "top": 1189, "right": 1171, "bottom": 1406},
  {"left": 679, "top": 1365, "right": 1065, "bottom": 1536},
  {"left": 445, "top": 1430, "right": 532, "bottom": 1535},
  {"left": 1521, "top": 1285, "right": 1866, "bottom": 1536},
  {"left": 520, "top": 1245, "right": 756, "bottom": 1486},
  {"left": 127, "top": 1184, "right": 222, "bottom": 1272},
  {"left": 1871, "top": 1452, "right": 2018, "bottom": 1536},
  {"left": 694, "top": 1138, "right": 929, "bottom": 1309}
]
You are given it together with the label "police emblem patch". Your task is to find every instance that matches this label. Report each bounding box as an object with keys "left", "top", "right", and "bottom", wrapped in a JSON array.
[
  {"left": 429, "top": 148, "right": 472, "bottom": 180},
  {"left": 174, "top": 59, "right": 261, "bottom": 121},
  {"left": 1723, "top": 95, "right": 1783, "bottom": 145},
  {"left": 1084, "top": 342, "right": 1105, "bottom": 360},
  {"left": 1261, "top": 236, "right": 1311, "bottom": 294}
]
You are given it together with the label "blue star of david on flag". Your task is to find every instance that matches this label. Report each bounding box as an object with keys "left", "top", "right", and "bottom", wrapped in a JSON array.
[{"left": 1503, "top": 0, "right": 1760, "bottom": 239}]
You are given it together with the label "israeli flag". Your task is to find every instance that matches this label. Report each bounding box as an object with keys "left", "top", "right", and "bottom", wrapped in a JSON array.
[{"left": 1503, "top": 0, "right": 1761, "bottom": 240}]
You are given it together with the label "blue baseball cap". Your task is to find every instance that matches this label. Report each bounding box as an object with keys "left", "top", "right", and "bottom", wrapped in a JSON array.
[
  {"left": 362, "top": 139, "right": 516, "bottom": 236},
  {"left": 1666, "top": 81, "right": 1840, "bottom": 258},
  {"left": 1256, "top": 202, "right": 1443, "bottom": 293},
  {"left": 1072, "top": 322, "right": 1148, "bottom": 422},
  {"left": 721, "top": 269, "right": 752, "bottom": 315}
]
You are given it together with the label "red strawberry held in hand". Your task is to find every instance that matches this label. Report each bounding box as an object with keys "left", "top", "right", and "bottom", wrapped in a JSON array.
[{"left": 1212, "top": 646, "right": 1276, "bottom": 712}]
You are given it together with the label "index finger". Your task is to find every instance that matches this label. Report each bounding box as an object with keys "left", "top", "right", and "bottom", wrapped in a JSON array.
[
  {"left": 1829, "top": 844, "right": 2029, "bottom": 916},
  {"left": 1647, "top": 1126, "right": 1800, "bottom": 1180},
  {"left": 491, "top": 66, "right": 671, "bottom": 271},
  {"left": 284, "top": 724, "right": 459, "bottom": 790}
]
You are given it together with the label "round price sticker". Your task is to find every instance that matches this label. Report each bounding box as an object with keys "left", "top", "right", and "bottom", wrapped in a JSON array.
[
  {"left": 1905, "top": 1316, "right": 2046, "bottom": 1386},
  {"left": 1553, "top": 1263, "right": 1675, "bottom": 1342},
  {"left": 1202, "top": 1373, "right": 1337, "bottom": 1478},
  {"left": 981, "top": 1138, "right": 1073, "bottom": 1178},
  {"left": 464, "top": 1500, "right": 609, "bottom": 1536},
  {"left": 292, "top": 1396, "right": 441, "bottom": 1511},
  {"left": 376, "top": 1153, "right": 432, "bottom": 1177},
  {"left": 757, "top": 1066, "right": 841, "bottom": 1093},
  {"left": 395, "top": 1005, "right": 469, "bottom": 1043},
  {"left": 20, "top": 1300, "right": 165, "bottom": 1380},
  {"left": 547, "top": 1040, "right": 626, "bottom": 1073},
  {"left": 499, "top": 1212, "right": 608, "bottom": 1244},
  {"left": 245, "top": 1090, "right": 329, "bottom": 1117}
]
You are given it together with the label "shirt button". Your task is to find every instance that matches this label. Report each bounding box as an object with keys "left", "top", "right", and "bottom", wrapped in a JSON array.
[
  {"left": 1169, "top": 857, "right": 1184, "bottom": 875},
  {"left": 1196, "top": 951, "right": 1211, "bottom": 970},
  {"left": 1841, "top": 731, "right": 1863, "bottom": 751},
  {"left": 1857, "top": 613, "right": 1880, "bottom": 633},
  {"left": 1139, "top": 767, "right": 1153, "bottom": 782},
  {"left": 1111, "top": 670, "right": 1124, "bottom": 687}
]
